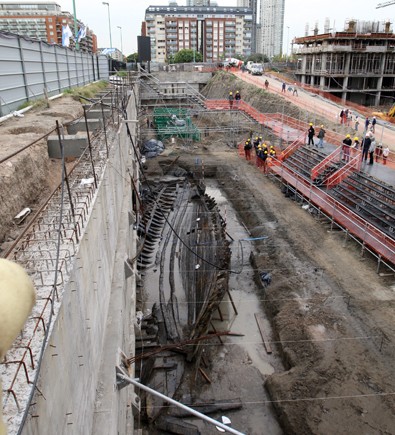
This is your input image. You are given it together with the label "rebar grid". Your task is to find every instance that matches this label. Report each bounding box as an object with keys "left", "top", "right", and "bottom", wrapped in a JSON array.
[{"left": 0, "top": 85, "right": 129, "bottom": 428}]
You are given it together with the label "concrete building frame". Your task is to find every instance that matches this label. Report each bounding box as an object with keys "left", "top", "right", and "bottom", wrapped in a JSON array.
[{"left": 294, "top": 21, "right": 395, "bottom": 106}]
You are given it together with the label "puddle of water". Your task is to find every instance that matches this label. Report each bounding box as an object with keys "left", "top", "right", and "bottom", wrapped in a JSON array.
[{"left": 206, "top": 180, "right": 280, "bottom": 376}]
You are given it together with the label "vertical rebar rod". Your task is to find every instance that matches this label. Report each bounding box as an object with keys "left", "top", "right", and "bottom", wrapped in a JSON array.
[
  {"left": 83, "top": 106, "right": 98, "bottom": 188},
  {"left": 56, "top": 121, "right": 76, "bottom": 226},
  {"left": 101, "top": 101, "right": 109, "bottom": 158}
]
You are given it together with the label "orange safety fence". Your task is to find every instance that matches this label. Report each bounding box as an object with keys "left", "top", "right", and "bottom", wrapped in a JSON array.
[
  {"left": 267, "top": 162, "right": 395, "bottom": 265},
  {"left": 279, "top": 136, "right": 305, "bottom": 161},
  {"left": 231, "top": 71, "right": 395, "bottom": 167},
  {"left": 326, "top": 153, "right": 362, "bottom": 188},
  {"left": 205, "top": 96, "right": 395, "bottom": 168},
  {"left": 237, "top": 139, "right": 394, "bottom": 264},
  {"left": 311, "top": 147, "right": 342, "bottom": 180}
]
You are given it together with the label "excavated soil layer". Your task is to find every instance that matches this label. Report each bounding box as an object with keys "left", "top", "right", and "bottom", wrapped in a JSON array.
[{"left": 155, "top": 154, "right": 395, "bottom": 434}]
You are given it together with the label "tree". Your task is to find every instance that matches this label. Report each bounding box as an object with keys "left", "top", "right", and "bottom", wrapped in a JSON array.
[
  {"left": 173, "top": 49, "right": 203, "bottom": 63},
  {"left": 232, "top": 54, "right": 245, "bottom": 61},
  {"left": 126, "top": 53, "right": 138, "bottom": 62},
  {"left": 246, "top": 53, "right": 269, "bottom": 63}
]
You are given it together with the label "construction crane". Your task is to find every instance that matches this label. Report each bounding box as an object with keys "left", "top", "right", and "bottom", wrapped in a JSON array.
[{"left": 376, "top": 1, "right": 395, "bottom": 8}]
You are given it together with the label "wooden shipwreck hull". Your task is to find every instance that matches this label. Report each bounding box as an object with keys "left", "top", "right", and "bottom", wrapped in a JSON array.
[{"left": 134, "top": 175, "right": 231, "bottom": 428}]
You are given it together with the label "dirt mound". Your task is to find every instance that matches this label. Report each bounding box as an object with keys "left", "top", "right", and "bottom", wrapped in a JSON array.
[
  {"left": 0, "top": 141, "right": 52, "bottom": 250},
  {"left": 201, "top": 71, "right": 339, "bottom": 130},
  {"left": 0, "top": 95, "right": 84, "bottom": 252}
]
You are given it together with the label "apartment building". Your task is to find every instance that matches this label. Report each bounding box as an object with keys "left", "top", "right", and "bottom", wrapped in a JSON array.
[
  {"left": 236, "top": 0, "right": 257, "bottom": 53},
  {"left": 0, "top": 1, "right": 97, "bottom": 52},
  {"left": 260, "top": 0, "right": 284, "bottom": 58},
  {"left": 144, "top": 4, "right": 253, "bottom": 63},
  {"left": 293, "top": 20, "right": 395, "bottom": 106}
]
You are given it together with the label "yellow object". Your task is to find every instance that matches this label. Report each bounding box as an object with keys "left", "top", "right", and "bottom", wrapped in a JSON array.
[
  {"left": 346, "top": 134, "right": 351, "bottom": 138},
  {"left": 354, "top": 137, "right": 359, "bottom": 141},
  {"left": 0, "top": 259, "right": 36, "bottom": 435},
  {"left": 309, "top": 123, "right": 313, "bottom": 126}
]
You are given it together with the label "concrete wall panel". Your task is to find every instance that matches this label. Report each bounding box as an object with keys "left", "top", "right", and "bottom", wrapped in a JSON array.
[
  {"left": 0, "top": 33, "right": 109, "bottom": 116},
  {"left": 21, "top": 92, "right": 138, "bottom": 435}
]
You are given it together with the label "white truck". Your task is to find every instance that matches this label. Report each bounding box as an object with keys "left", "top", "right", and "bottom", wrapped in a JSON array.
[{"left": 249, "top": 63, "right": 263, "bottom": 75}]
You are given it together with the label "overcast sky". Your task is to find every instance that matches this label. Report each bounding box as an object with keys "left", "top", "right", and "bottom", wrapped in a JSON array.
[{"left": 61, "top": 0, "right": 395, "bottom": 55}]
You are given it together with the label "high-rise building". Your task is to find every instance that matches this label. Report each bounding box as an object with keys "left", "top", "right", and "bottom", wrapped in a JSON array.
[
  {"left": 0, "top": 1, "right": 97, "bottom": 52},
  {"left": 144, "top": 4, "right": 253, "bottom": 63},
  {"left": 260, "top": 0, "right": 285, "bottom": 58},
  {"left": 237, "top": 0, "right": 257, "bottom": 53}
]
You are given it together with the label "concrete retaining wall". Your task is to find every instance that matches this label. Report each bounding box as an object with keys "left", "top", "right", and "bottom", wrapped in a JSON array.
[
  {"left": 21, "top": 94, "right": 138, "bottom": 434},
  {"left": 153, "top": 71, "right": 212, "bottom": 87}
]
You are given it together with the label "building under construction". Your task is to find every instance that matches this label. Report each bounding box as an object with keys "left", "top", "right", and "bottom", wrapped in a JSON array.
[{"left": 293, "top": 20, "right": 395, "bottom": 106}]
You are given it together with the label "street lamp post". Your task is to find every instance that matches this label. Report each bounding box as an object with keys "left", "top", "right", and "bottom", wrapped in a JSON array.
[
  {"left": 117, "top": 25, "right": 123, "bottom": 59},
  {"left": 72, "top": 0, "right": 79, "bottom": 50},
  {"left": 102, "top": 2, "right": 112, "bottom": 50}
]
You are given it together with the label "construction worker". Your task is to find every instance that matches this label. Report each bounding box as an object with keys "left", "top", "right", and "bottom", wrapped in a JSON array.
[
  {"left": 235, "top": 90, "right": 241, "bottom": 107},
  {"left": 269, "top": 145, "right": 276, "bottom": 158},
  {"left": 352, "top": 137, "right": 360, "bottom": 150},
  {"left": 256, "top": 145, "right": 262, "bottom": 167},
  {"left": 253, "top": 136, "right": 260, "bottom": 154},
  {"left": 228, "top": 91, "right": 234, "bottom": 109},
  {"left": 307, "top": 123, "right": 315, "bottom": 146},
  {"left": 361, "top": 133, "right": 371, "bottom": 162},
  {"left": 375, "top": 142, "right": 383, "bottom": 162},
  {"left": 260, "top": 143, "right": 269, "bottom": 173},
  {"left": 244, "top": 138, "right": 252, "bottom": 161},
  {"left": 342, "top": 134, "right": 352, "bottom": 162},
  {"left": 317, "top": 125, "right": 326, "bottom": 148},
  {"left": 382, "top": 145, "right": 389, "bottom": 165},
  {"left": 372, "top": 116, "right": 377, "bottom": 133}
]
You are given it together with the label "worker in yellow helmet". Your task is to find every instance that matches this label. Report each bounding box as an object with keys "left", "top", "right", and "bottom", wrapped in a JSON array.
[
  {"left": 307, "top": 123, "right": 315, "bottom": 146},
  {"left": 253, "top": 136, "right": 260, "bottom": 152},
  {"left": 260, "top": 143, "right": 269, "bottom": 173},
  {"left": 244, "top": 137, "right": 252, "bottom": 161},
  {"left": 235, "top": 90, "right": 241, "bottom": 107},
  {"left": 342, "top": 133, "right": 353, "bottom": 162},
  {"left": 228, "top": 91, "right": 234, "bottom": 109},
  {"left": 352, "top": 137, "right": 360, "bottom": 149}
]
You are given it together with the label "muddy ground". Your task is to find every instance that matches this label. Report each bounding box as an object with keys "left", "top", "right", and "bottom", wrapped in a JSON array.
[{"left": 1, "top": 76, "right": 395, "bottom": 434}]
